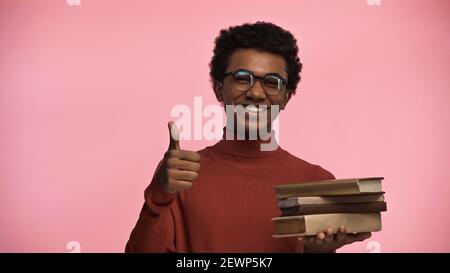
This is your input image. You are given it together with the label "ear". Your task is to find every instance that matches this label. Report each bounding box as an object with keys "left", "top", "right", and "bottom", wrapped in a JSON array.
[
  {"left": 280, "top": 90, "right": 293, "bottom": 110},
  {"left": 213, "top": 80, "right": 224, "bottom": 102}
]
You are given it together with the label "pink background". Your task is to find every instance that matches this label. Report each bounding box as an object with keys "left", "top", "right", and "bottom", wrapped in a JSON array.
[{"left": 1, "top": 0, "right": 449, "bottom": 252}]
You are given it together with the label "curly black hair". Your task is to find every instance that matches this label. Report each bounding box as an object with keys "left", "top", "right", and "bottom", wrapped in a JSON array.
[{"left": 209, "top": 21, "right": 302, "bottom": 94}]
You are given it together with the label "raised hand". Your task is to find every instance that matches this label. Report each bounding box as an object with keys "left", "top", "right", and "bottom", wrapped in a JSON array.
[{"left": 156, "top": 121, "right": 201, "bottom": 194}]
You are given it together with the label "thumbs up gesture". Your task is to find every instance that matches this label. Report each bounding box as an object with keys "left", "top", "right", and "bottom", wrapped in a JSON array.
[{"left": 156, "top": 121, "right": 201, "bottom": 194}]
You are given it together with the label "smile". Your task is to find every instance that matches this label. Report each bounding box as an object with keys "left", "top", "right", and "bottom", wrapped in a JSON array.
[{"left": 241, "top": 104, "right": 269, "bottom": 114}]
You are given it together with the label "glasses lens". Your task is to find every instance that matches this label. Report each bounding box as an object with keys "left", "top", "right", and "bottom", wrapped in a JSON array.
[
  {"left": 233, "top": 70, "right": 253, "bottom": 91},
  {"left": 263, "top": 76, "right": 282, "bottom": 94}
]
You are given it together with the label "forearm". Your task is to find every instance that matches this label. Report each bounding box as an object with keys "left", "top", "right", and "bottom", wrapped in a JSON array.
[{"left": 125, "top": 162, "right": 177, "bottom": 253}]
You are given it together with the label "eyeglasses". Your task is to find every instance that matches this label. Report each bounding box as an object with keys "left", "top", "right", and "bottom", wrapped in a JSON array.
[{"left": 223, "top": 69, "right": 288, "bottom": 95}]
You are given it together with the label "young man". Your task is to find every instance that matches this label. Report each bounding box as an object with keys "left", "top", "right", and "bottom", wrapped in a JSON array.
[{"left": 125, "top": 22, "right": 371, "bottom": 253}]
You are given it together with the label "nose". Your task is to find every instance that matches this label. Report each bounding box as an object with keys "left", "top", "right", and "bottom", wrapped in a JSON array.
[{"left": 245, "top": 79, "right": 266, "bottom": 101}]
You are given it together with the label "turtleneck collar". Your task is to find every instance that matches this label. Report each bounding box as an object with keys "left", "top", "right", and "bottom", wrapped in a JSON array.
[{"left": 213, "top": 127, "right": 281, "bottom": 158}]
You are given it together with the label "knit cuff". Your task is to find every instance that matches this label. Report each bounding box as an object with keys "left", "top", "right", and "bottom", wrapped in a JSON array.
[{"left": 146, "top": 180, "right": 175, "bottom": 206}]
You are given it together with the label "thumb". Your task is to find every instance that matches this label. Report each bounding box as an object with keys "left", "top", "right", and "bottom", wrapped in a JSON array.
[{"left": 167, "top": 121, "right": 180, "bottom": 150}]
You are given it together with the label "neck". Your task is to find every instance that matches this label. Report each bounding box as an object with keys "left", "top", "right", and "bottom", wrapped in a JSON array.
[
  {"left": 224, "top": 122, "right": 273, "bottom": 141},
  {"left": 215, "top": 127, "right": 280, "bottom": 158}
]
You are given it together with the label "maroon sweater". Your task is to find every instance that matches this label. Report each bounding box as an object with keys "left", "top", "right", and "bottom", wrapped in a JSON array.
[{"left": 126, "top": 135, "right": 334, "bottom": 252}]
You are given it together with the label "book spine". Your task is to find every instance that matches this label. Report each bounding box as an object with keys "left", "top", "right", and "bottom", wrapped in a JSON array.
[
  {"left": 280, "top": 202, "right": 387, "bottom": 216},
  {"left": 276, "top": 182, "right": 360, "bottom": 198}
]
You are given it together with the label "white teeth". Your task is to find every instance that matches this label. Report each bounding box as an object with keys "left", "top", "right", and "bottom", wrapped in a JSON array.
[{"left": 245, "top": 105, "right": 267, "bottom": 113}]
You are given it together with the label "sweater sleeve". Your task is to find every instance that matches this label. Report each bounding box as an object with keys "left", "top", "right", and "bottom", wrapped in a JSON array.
[{"left": 125, "top": 160, "right": 179, "bottom": 253}]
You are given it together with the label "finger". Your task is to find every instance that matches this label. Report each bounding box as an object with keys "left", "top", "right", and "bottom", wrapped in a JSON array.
[
  {"left": 167, "top": 149, "right": 201, "bottom": 162},
  {"left": 336, "top": 226, "right": 347, "bottom": 242},
  {"left": 168, "top": 121, "right": 180, "bottom": 150},
  {"left": 168, "top": 169, "right": 199, "bottom": 181},
  {"left": 167, "top": 179, "right": 192, "bottom": 192},
  {"left": 167, "top": 157, "right": 201, "bottom": 172},
  {"left": 315, "top": 232, "right": 326, "bottom": 244},
  {"left": 324, "top": 227, "right": 334, "bottom": 243}
]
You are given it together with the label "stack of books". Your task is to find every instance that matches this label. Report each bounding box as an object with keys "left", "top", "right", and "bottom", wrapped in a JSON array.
[{"left": 272, "top": 177, "right": 387, "bottom": 237}]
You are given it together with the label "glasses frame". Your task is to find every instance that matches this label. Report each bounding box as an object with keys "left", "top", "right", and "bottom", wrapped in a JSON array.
[{"left": 223, "top": 69, "right": 288, "bottom": 95}]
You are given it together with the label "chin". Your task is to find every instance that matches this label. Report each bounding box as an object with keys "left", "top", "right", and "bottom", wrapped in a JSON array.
[{"left": 235, "top": 116, "right": 271, "bottom": 138}]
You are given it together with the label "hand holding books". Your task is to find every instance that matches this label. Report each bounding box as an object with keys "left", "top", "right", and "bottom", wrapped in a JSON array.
[
  {"left": 298, "top": 226, "right": 372, "bottom": 253},
  {"left": 272, "top": 177, "right": 387, "bottom": 252}
]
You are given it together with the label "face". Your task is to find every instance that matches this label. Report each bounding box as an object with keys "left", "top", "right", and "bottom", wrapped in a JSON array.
[{"left": 213, "top": 48, "right": 292, "bottom": 136}]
